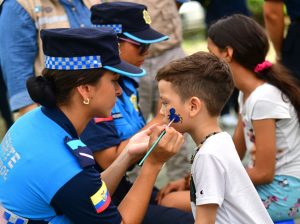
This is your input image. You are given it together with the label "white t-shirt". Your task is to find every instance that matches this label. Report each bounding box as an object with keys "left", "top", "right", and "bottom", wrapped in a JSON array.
[
  {"left": 191, "top": 132, "right": 272, "bottom": 224},
  {"left": 238, "top": 83, "right": 300, "bottom": 179}
]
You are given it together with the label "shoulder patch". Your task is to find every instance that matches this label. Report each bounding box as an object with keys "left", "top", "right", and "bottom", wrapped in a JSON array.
[
  {"left": 64, "top": 137, "right": 95, "bottom": 168},
  {"left": 90, "top": 181, "right": 111, "bottom": 214}
]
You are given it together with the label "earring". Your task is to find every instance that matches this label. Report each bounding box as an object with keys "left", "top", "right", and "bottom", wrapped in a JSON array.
[{"left": 83, "top": 98, "right": 90, "bottom": 105}]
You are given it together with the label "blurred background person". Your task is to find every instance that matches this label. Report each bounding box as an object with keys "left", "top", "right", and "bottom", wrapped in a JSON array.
[
  {"left": 0, "top": 0, "right": 100, "bottom": 117},
  {"left": 194, "top": 0, "right": 250, "bottom": 127},
  {"left": 264, "top": 0, "right": 300, "bottom": 81}
]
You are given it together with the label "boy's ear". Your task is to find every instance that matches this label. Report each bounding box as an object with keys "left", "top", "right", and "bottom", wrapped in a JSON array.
[{"left": 188, "top": 96, "right": 202, "bottom": 117}]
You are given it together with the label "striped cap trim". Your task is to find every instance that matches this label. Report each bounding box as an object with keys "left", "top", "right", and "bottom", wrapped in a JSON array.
[
  {"left": 93, "top": 24, "right": 122, "bottom": 33},
  {"left": 45, "top": 55, "right": 102, "bottom": 70}
]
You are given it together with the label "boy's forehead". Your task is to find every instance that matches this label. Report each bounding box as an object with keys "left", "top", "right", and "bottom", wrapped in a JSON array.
[
  {"left": 158, "top": 80, "right": 173, "bottom": 89},
  {"left": 158, "top": 80, "right": 177, "bottom": 98}
]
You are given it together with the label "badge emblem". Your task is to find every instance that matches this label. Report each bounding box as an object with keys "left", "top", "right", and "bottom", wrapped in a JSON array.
[{"left": 143, "top": 10, "right": 151, "bottom": 24}]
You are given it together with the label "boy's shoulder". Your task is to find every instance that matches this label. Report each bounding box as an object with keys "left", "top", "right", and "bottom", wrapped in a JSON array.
[
  {"left": 201, "top": 132, "right": 234, "bottom": 152},
  {"left": 195, "top": 132, "right": 240, "bottom": 167}
]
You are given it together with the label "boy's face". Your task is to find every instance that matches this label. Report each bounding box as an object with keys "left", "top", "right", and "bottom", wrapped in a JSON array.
[{"left": 158, "top": 80, "right": 189, "bottom": 133}]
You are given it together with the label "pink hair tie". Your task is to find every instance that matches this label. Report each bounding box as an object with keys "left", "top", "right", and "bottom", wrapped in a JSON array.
[{"left": 254, "top": 60, "right": 272, "bottom": 73}]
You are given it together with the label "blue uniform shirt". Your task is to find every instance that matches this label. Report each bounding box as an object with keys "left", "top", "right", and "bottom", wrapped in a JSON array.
[
  {"left": 0, "top": 107, "right": 121, "bottom": 223},
  {"left": 81, "top": 77, "right": 145, "bottom": 151},
  {"left": 0, "top": 0, "right": 92, "bottom": 111}
]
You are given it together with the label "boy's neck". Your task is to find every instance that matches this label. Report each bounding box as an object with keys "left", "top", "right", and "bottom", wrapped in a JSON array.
[{"left": 189, "top": 116, "right": 222, "bottom": 146}]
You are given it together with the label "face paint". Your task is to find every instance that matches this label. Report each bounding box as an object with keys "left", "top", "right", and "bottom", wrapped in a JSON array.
[{"left": 168, "top": 108, "right": 182, "bottom": 123}]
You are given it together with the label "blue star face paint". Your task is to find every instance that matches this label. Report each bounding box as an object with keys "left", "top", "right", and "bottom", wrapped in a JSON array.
[{"left": 168, "top": 108, "right": 182, "bottom": 123}]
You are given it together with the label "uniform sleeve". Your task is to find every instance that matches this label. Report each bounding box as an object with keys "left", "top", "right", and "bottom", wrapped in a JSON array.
[
  {"left": 192, "top": 154, "right": 225, "bottom": 206},
  {"left": 51, "top": 167, "right": 122, "bottom": 224},
  {"left": 80, "top": 119, "right": 121, "bottom": 152},
  {"left": 0, "top": 0, "right": 37, "bottom": 111}
]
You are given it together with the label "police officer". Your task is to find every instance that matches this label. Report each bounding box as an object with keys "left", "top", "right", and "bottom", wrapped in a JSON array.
[
  {"left": 264, "top": 0, "right": 300, "bottom": 80},
  {"left": 0, "top": 27, "right": 184, "bottom": 224},
  {"left": 80, "top": 2, "right": 194, "bottom": 224}
]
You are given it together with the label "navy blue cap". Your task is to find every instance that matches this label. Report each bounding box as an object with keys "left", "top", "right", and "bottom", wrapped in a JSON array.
[
  {"left": 40, "top": 27, "right": 145, "bottom": 77},
  {"left": 91, "top": 2, "right": 169, "bottom": 44}
]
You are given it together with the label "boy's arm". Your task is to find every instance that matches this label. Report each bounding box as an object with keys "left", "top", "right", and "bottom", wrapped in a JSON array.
[
  {"left": 195, "top": 204, "right": 218, "bottom": 224},
  {"left": 233, "top": 115, "right": 247, "bottom": 159}
]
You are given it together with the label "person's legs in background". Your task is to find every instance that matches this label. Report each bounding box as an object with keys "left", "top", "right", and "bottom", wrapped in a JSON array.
[{"left": 0, "top": 70, "right": 13, "bottom": 131}]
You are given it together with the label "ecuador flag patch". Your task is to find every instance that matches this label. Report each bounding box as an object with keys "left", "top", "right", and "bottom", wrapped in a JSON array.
[{"left": 90, "top": 181, "right": 111, "bottom": 213}]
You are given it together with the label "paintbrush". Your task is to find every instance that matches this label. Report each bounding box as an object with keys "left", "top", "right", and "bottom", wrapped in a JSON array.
[{"left": 138, "top": 118, "right": 175, "bottom": 166}]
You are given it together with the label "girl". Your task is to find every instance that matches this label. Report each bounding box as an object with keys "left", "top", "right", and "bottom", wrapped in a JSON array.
[{"left": 207, "top": 14, "right": 300, "bottom": 221}]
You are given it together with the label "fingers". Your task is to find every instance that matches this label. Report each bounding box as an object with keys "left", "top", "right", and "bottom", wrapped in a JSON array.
[
  {"left": 151, "top": 125, "right": 165, "bottom": 138},
  {"left": 159, "top": 127, "right": 184, "bottom": 154},
  {"left": 145, "top": 125, "right": 183, "bottom": 166},
  {"left": 145, "top": 123, "right": 160, "bottom": 134},
  {"left": 156, "top": 190, "right": 165, "bottom": 204},
  {"left": 156, "top": 186, "right": 171, "bottom": 204},
  {"left": 156, "top": 183, "right": 179, "bottom": 204}
]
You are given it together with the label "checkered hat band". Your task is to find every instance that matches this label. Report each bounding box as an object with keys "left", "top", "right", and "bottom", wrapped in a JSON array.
[
  {"left": 93, "top": 24, "right": 122, "bottom": 33},
  {"left": 45, "top": 55, "right": 102, "bottom": 70}
]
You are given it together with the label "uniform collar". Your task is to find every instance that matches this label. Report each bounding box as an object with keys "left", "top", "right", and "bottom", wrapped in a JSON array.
[
  {"left": 42, "top": 106, "right": 78, "bottom": 138},
  {"left": 119, "top": 76, "right": 139, "bottom": 96}
]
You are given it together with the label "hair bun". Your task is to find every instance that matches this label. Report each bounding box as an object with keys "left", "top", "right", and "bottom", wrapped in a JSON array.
[{"left": 26, "top": 76, "right": 56, "bottom": 108}]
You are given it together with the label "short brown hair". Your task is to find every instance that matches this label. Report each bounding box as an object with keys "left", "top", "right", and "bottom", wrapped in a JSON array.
[{"left": 156, "top": 51, "right": 234, "bottom": 116}]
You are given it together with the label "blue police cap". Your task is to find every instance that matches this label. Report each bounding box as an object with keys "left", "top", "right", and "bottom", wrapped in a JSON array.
[
  {"left": 91, "top": 2, "right": 169, "bottom": 44},
  {"left": 40, "top": 27, "right": 145, "bottom": 77}
]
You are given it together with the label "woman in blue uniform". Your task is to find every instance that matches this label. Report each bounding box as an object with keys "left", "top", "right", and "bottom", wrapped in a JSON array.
[
  {"left": 0, "top": 27, "right": 184, "bottom": 224},
  {"left": 81, "top": 2, "right": 194, "bottom": 224}
]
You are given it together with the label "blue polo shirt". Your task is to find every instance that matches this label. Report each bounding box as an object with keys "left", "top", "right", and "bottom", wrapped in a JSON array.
[
  {"left": 0, "top": 107, "right": 121, "bottom": 223},
  {"left": 0, "top": 0, "right": 92, "bottom": 111}
]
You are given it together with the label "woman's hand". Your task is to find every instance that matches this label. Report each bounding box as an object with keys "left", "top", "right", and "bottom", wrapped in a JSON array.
[
  {"left": 156, "top": 178, "right": 186, "bottom": 204},
  {"left": 125, "top": 124, "right": 158, "bottom": 161},
  {"left": 146, "top": 125, "right": 184, "bottom": 166}
]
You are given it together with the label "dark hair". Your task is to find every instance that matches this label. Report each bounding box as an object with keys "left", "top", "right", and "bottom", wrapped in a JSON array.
[
  {"left": 26, "top": 69, "right": 104, "bottom": 107},
  {"left": 208, "top": 14, "right": 300, "bottom": 123},
  {"left": 156, "top": 51, "right": 234, "bottom": 116}
]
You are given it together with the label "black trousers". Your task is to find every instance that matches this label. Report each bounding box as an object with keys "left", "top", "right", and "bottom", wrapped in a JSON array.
[
  {"left": 0, "top": 71, "right": 13, "bottom": 130},
  {"left": 282, "top": 21, "right": 300, "bottom": 81}
]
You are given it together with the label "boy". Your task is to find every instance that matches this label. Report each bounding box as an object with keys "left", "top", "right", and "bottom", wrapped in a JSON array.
[{"left": 156, "top": 51, "right": 273, "bottom": 223}]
